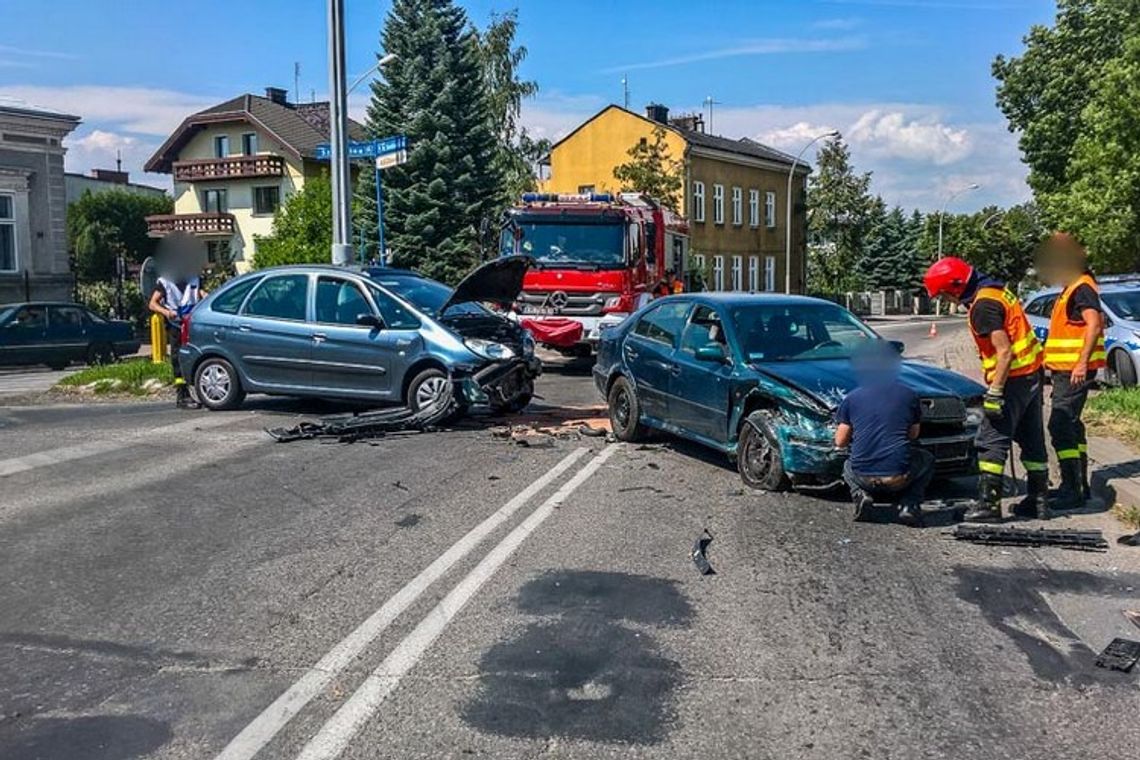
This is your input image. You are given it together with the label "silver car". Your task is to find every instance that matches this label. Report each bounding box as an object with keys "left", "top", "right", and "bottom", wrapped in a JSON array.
[
  {"left": 178, "top": 258, "right": 541, "bottom": 413},
  {"left": 1024, "top": 275, "right": 1140, "bottom": 386}
]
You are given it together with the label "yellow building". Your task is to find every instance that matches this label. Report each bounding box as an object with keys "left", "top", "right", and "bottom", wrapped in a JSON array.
[
  {"left": 144, "top": 87, "right": 364, "bottom": 271},
  {"left": 540, "top": 104, "right": 810, "bottom": 293}
]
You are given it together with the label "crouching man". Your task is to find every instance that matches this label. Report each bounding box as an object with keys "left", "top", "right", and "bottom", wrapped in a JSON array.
[{"left": 834, "top": 343, "right": 934, "bottom": 527}]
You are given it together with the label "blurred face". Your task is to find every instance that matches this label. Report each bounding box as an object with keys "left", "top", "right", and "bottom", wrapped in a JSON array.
[{"left": 1036, "top": 233, "right": 1085, "bottom": 286}]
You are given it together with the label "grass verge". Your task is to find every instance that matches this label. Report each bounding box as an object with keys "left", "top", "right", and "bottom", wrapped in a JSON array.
[
  {"left": 56, "top": 359, "right": 175, "bottom": 396},
  {"left": 1085, "top": 387, "right": 1140, "bottom": 449},
  {"left": 1112, "top": 503, "right": 1140, "bottom": 532}
]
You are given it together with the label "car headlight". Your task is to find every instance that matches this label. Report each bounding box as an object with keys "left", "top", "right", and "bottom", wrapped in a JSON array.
[
  {"left": 522, "top": 331, "right": 536, "bottom": 357},
  {"left": 965, "top": 405, "right": 984, "bottom": 427},
  {"left": 465, "top": 338, "right": 516, "bottom": 361}
]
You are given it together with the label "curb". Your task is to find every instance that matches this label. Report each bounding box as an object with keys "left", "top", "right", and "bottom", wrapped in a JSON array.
[{"left": 1088, "top": 435, "right": 1140, "bottom": 508}]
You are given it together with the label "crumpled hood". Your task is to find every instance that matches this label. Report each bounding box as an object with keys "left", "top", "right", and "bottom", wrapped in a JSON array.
[
  {"left": 751, "top": 358, "right": 986, "bottom": 410},
  {"left": 441, "top": 255, "right": 533, "bottom": 312}
]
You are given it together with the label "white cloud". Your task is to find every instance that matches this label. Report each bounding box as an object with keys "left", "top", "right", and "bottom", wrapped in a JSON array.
[
  {"left": 520, "top": 92, "right": 608, "bottom": 142},
  {"left": 65, "top": 129, "right": 170, "bottom": 190},
  {"left": 600, "top": 36, "right": 868, "bottom": 73},
  {"left": 0, "top": 44, "right": 77, "bottom": 60},
  {"left": 1, "top": 85, "right": 218, "bottom": 135},
  {"left": 848, "top": 109, "right": 972, "bottom": 165},
  {"left": 812, "top": 17, "right": 863, "bottom": 30}
]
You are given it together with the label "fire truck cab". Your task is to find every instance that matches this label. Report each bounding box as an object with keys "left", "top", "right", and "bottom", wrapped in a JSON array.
[{"left": 499, "top": 192, "right": 689, "bottom": 354}]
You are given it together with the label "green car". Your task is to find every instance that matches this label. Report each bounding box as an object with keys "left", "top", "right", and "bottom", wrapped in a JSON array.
[{"left": 0, "top": 302, "right": 139, "bottom": 369}]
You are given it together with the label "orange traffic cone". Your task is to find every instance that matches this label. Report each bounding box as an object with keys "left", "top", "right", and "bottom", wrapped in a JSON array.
[{"left": 928, "top": 321, "right": 938, "bottom": 338}]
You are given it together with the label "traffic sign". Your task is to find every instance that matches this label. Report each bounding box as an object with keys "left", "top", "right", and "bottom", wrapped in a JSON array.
[
  {"left": 377, "top": 149, "right": 407, "bottom": 170},
  {"left": 314, "top": 135, "right": 406, "bottom": 161}
]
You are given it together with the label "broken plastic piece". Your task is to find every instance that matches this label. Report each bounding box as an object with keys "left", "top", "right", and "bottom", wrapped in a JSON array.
[
  {"left": 951, "top": 525, "right": 1108, "bottom": 552},
  {"left": 266, "top": 385, "right": 457, "bottom": 443},
  {"left": 1118, "top": 532, "right": 1140, "bottom": 547},
  {"left": 691, "top": 529, "right": 715, "bottom": 576},
  {"left": 577, "top": 424, "right": 606, "bottom": 438},
  {"left": 1123, "top": 610, "right": 1140, "bottom": 632},
  {"left": 1095, "top": 638, "right": 1140, "bottom": 672}
]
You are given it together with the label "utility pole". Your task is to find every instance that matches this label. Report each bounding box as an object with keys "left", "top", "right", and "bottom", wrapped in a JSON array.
[
  {"left": 621, "top": 76, "right": 629, "bottom": 110},
  {"left": 785, "top": 130, "right": 839, "bottom": 294},
  {"left": 326, "top": 0, "right": 352, "bottom": 265},
  {"left": 294, "top": 62, "right": 301, "bottom": 104},
  {"left": 703, "top": 96, "right": 720, "bottom": 134}
]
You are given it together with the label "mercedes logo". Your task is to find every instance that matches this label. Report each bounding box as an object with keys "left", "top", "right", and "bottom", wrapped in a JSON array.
[{"left": 547, "top": 291, "right": 570, "bottom": 310}]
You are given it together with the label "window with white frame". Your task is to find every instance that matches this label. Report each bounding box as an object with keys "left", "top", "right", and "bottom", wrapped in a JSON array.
[
  {"left": 713, "top": 184, "right": 724, "bottom": 225},
  {"left": 749, "top": 189, "right": 759, "bottom": 227},
  {"left": 748, "top": 256, "right": 759, "bottom": 291},
  {"left": 731, "top": 187, "right": 742, "bottom": 226},
  {"left": 731, "top": 255, "right": 743, "bottom": 291},
  {"left": 765, "top": 191, "right": 776, "bottom": 228},
  {"left": 692, "top": 181, "right": 705, "bottom": 222},
  {"left": 764, "top": 255, "right": 777, "bottom": 291},
  {"left": 0, "top": 194, "right": 15, "bottom": 272},
  {"left": 713, "top": 255, "right": 725, "bottom": 291}
]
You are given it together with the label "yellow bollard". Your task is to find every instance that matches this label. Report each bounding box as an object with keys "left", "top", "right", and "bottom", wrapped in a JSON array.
[{"left": 150, "top": 314, "right": 166, "bottom": 364}]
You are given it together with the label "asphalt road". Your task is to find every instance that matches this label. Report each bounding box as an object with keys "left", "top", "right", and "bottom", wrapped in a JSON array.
[{"left": 2, "top": 338, "right": 1138, "bottom": 760}]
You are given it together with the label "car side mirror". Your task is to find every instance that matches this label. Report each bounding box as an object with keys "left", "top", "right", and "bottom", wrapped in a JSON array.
[
  {"left": 889, "top": 340, "right": 905, "bottom": 354},
  {"left": 356, "top": 313, "right": 385, "bottom": 329},
  {"left": 695, "top": 343, "right": 728, "bottom": 363}
]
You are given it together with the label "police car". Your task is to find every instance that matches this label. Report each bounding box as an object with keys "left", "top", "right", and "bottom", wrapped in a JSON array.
[{"left": 1024, "top": 274, "right": 1140, "bottom": 386}]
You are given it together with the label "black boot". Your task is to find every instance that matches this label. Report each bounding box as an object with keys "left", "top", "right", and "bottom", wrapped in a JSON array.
[
  {"left": 1050, "top": 459, "right": 1083, "bottom": 511},
  {"left": 851, "top": 489, "right": 874, "bottom": 522},
  {"left": 175, "top": 384, "right": 201, "bottom": 410},
  {"left": 1012, "top": 470, "right": 1051, "bottom": 520},
  {"left": 964, "top": 472, "right": 1005, "bottom": 523}
]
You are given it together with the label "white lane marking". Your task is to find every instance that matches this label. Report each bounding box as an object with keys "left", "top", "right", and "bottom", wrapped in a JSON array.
[
  {"left": 214, "top": 447, "right": 591, "bottom": 760},
  {"left": 0, "top": 415, "right": 241, "bottom": 477},
  {"left": 295, "top": 444, "right": 619, "bottom": 760}
]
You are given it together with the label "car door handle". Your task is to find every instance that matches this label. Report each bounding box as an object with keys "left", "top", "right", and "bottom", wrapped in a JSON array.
[
  {"left": 311, "top": 333, "right": 327, "bottom": 343},
  {"left": 238, "top": 323, "right": 252, "bottom": 332},
  {"left": 668, "top": 363, "right": 682, "bottom": 377},
  {"left": 624, "top": 346, "right": 639, "bottom": 359}
]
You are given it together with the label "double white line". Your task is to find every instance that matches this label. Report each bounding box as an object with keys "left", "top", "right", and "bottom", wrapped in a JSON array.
[{"left": 216, "top": 444, "right": 618, "bottom": 760}]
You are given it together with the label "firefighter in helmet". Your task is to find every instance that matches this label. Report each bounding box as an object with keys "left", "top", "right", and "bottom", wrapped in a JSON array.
[
  {"left": 1037, "top": 232, "right": 1106, "bottom": 509},
  {"left": 924, "top": 256, "right": 1049, "bottom": 522}
]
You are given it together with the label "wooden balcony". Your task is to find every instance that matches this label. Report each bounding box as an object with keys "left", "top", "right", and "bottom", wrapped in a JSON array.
[
  {"left": 172, "top": 154, "right": 286, "bottom": 182},
  {"left": 146, "top": 212, "right": 236, "bottom": 238}
]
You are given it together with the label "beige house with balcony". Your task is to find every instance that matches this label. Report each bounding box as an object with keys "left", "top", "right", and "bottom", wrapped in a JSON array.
[{"left": 144, "top": 87, "right": 363, "bottom": 270}]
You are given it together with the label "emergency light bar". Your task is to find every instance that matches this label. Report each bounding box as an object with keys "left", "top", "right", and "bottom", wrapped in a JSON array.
[{"left": 520, "top": 192, "right": 615, "bottom": 204}]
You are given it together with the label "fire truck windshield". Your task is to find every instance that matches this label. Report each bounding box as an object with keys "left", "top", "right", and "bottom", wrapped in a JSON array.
[{"left": 500, "top": 221, "right": 625, "bottom": 269}]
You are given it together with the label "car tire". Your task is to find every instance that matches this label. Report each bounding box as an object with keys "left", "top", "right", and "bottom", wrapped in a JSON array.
[
  {"left": 406, "top": 367, "right": 463, "bottom": 421},
  {"left": 194, "top": 357, "right": 245, "bottom": 411},
  {"left": 86, "top": 342, "right": 114, "bottom": 366},
  {"left": 738, "top": 410, "right": 791, "bottom": 492},
  {"left": 1113, "top": 349, "right": 1137, "bottom": 387},
  {"left": 608, "top": 375, "right": 648, "bottom": 442},
  {"left": 490, "top": 380, "right": 534, "bottom": 415}
]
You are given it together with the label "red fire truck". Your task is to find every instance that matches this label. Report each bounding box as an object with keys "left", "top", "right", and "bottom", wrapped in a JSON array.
[{"left": 498, "top": 192, "right": 690, "bottom": 354}]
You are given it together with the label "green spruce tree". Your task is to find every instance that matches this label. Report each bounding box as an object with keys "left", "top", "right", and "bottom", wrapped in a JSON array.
[{"left": 357, "top": 0, "right": 499, "bottom": 283}]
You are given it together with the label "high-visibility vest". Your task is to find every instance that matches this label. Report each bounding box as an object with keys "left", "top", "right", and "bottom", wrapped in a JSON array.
[
  {"left": 969, "top": 286, "right": 1043, "bottom": 384},
  {"left": 1044, "top": 273, "right": 1106, "bottom": 371}
]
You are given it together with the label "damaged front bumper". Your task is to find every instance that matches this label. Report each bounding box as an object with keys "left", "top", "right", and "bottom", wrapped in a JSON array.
[{"left": 459, "top": 355, "right": 542, "bottom": 405}]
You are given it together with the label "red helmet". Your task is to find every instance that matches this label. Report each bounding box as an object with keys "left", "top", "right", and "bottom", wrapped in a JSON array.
[{"left": 923, "top": 257, "right": 973, "bottom": 299}]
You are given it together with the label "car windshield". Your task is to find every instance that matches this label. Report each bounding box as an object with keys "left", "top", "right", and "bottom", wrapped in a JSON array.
[
  {"left": 500, "top": 221, "right": 625, "bottom": 269},
  {"left": 730, "top": 302, "right": 878, "bottom": 362},
  {"left": 1101, "top": 290, "right": 1140, "bottom": 321},
  {"left": 368, "top": 273, "right": 485, "bottom": 318}
]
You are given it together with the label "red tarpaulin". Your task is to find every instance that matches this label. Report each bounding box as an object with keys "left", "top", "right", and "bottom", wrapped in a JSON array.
[{"left": 520, "top": 317, "right": 583, "bottom": 348}]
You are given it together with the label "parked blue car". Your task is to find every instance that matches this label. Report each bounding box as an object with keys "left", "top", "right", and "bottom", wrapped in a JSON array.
[
  {"left": 594, "top": 293, "right": 986, "bottom": 490},
  {"left": 1024, "top": 276, "right": 1140, "bottom": 386},
  {"left": 179, "top": 258, "right": 540, "bottom": 414},
  {"left": 0, "top": 301, "right": 139, "bottom": 369}
]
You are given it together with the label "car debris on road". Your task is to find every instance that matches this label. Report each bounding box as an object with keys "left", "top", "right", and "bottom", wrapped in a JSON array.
[
  {"left": 951, "top": 524, "right": 1109, "bottom": 552},
  {"left": 1094, "top": 637, "right": 1140, "bottom": 672},
  {"left": 691, "top": 529, "right": 715, "bottom": 575}
]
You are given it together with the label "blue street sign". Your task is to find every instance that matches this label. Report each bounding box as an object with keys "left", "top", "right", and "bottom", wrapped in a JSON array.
[{"left": 314, "top": 135, "right": 406, "bottom": 161}]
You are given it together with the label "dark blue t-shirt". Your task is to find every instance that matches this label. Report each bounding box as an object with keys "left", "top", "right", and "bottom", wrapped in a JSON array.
[{"left": 836, "top": 382, "right": 921, "bottom": 477}]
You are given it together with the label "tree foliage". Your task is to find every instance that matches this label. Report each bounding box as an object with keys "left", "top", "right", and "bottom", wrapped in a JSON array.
[
  {"left": 67, "top": 189, "right": 172, "bottom": 281},
  {"left": 806, "top": 137, "right": 874, "bottom": 293},
  {"left": 919, "top": 204, "right": 1044, "bottom": 287},
  {"left": 356, "top": 0, "right": 500, "bottom": 284},
  {"left": 993, "top": 0, "right": 1138, "bottom": 198},
  {"left": 859, "top": 202, "right": 924, "bottom": 291},
  {"left": 253, "top": 173, "right": 333, "bottom": 269},
  {"left": 612, "top": 126, "right": 683, "bottom": 210}
]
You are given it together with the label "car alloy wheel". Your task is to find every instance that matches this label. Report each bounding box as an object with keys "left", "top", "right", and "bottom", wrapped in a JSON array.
[
  {"left": 199, "top": 364, "right": 231, "bottom": 404},
  {"left": 194, "top": 357, "right": 245, "bottom": 411},
  {"left": 415, "top": 375, "right": 450, "bottom": 409}
]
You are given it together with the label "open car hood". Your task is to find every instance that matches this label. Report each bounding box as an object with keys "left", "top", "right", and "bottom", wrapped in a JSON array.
[
  {"left": 441, "top": 256, "right": 532, "bottom": 313},
  {"left": 751, "top": 358, "right": 986, "bottom": 411}
]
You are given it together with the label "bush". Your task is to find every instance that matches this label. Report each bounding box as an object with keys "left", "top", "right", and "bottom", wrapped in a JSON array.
[{"left": 76, "top": 280, "right": 146, "bottom": 330}]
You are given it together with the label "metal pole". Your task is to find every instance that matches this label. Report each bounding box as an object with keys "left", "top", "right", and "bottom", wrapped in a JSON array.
[
  {"left": 786, "top": 131, "right": 838, "bottom": 294},
  {"left": 375, "top": 162, "right": 386, "bottom": 267},
  {"left": 327, "top": 0, "right": 352, "bottom": 265},
  {"left": 937, "top": 183, "right": 979, "bottom": 259}
]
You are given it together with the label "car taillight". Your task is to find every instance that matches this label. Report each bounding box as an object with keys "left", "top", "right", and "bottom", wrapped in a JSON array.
[{"left": 180, "top": 313, "right": 191, "bottom": 345}]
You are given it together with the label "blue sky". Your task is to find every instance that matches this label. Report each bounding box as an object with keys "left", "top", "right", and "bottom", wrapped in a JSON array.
[{"left": 0, "top": 0, "right": 1054, "bottom": 210}]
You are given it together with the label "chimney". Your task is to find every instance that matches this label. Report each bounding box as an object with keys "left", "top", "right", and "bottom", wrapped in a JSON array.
[
  {"left": 265, "top": 87, "right": 289, "bottom": 106},
  {"left": 645, "top": 103, "right": 669, "bottom": 124},
  {"left": 669, "top": 113, "right": 705, "bottom": 133},
  {"left": 92, "top": 168, "right": 129, "bottom": 184}
]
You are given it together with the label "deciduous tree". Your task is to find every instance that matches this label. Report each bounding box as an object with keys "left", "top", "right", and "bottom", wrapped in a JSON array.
[
  {"left": 67, "top": 189, "right": 172, "bottom": 281},
  {"left": 253, "top": 174, "right": 332, "bottom": 268},
  {"left": 612, "top": 126, "right": 683, "bottom": 211}
]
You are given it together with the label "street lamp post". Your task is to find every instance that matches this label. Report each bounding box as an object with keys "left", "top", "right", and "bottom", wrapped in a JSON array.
[
  {"left": 936, "top": 183, "right": 980, "bottom": 259},
  {"left": 327, "top": 0, "right": 352, "bottom": 265},
  {"left": 785, "top": 130, "right": 839, "bottom": 294}
]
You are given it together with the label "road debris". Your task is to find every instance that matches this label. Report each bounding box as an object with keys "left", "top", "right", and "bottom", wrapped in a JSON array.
[
  {"left": 950, "top": 525, "right": 1109, "bottom": 552},
  {"left": 1118, "top": 532, "right": 1140, "bottom": 547},
  {"left": 1123, "top": 610, "right": 1140, "bottom": 632},
  {"left": 266, "top": 391, "right": 456, "bottom": 443},
  {"left": 691, "top": 530, "right": 715, "bottom": 576},
  {"left": 1094, "top": 638, "right": 1140, "bottom": 672}
]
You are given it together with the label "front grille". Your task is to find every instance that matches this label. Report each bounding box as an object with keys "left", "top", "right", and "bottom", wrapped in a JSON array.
[
  {"left": 920, "top": 396, "right": 965, "bottom": 423},
  {"left": 517, "top": 290, "right": 608, "bottom": 316}
]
